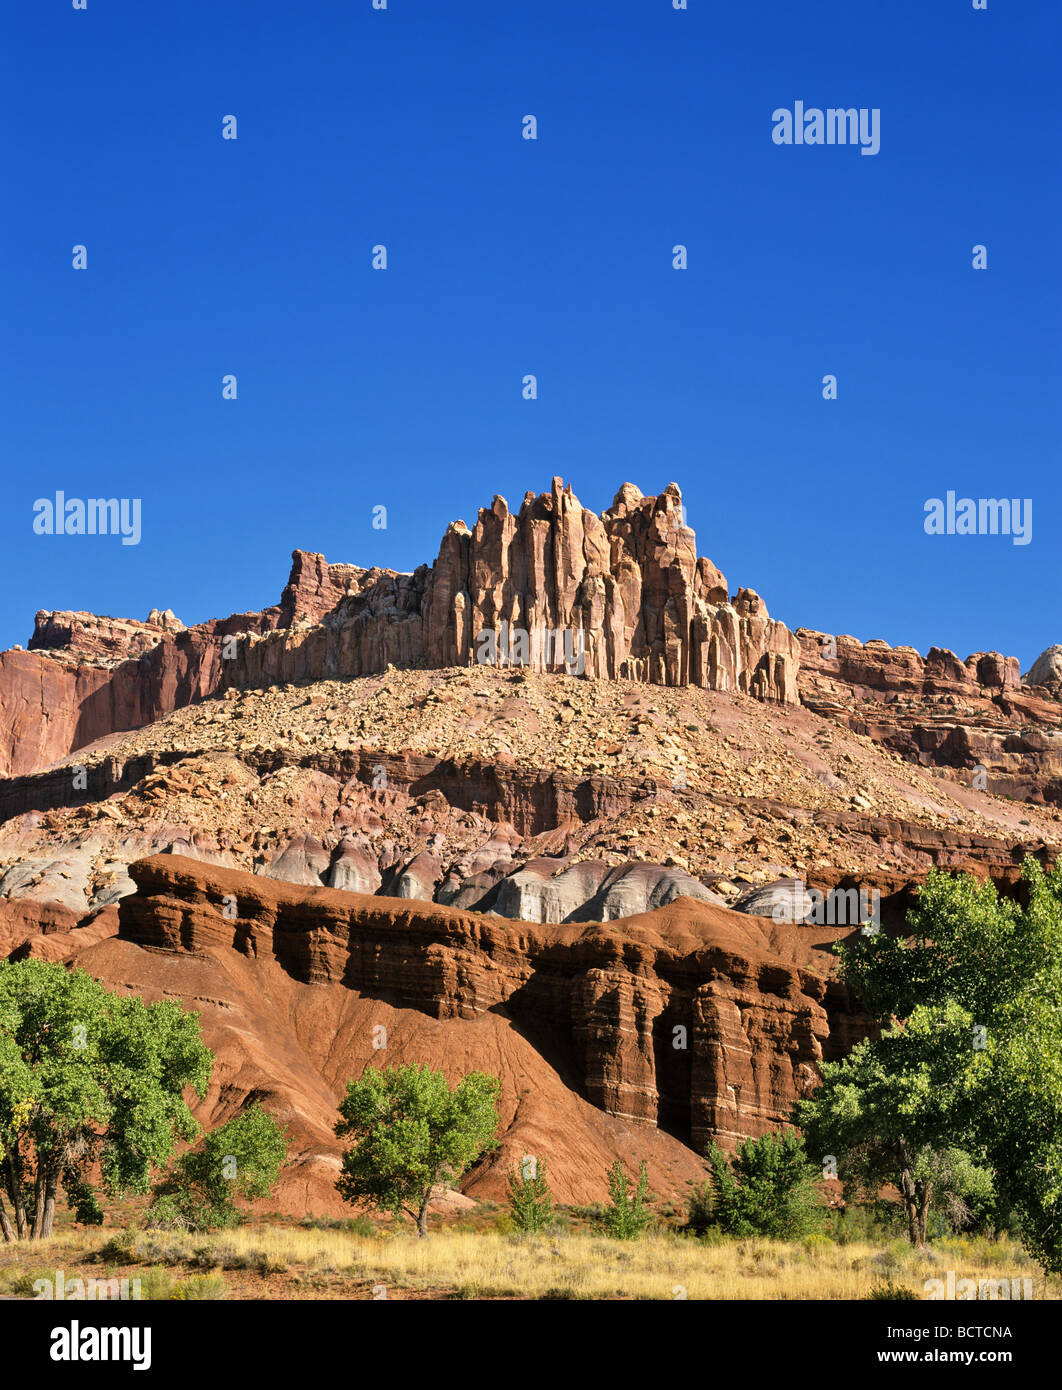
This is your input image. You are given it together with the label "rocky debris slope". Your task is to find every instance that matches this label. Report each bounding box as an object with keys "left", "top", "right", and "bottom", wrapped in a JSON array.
[
  {"left": 0, "top": 667, "right": 1055, "bottom": 923},
  {"left": 8, "top": 852, "right": 861, "bottom": 1211}
]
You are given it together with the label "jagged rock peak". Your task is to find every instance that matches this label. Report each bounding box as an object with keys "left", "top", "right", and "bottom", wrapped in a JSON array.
[
  {"left": 0, "top": 478, "right": 801, "bottom": 778},
  {"left": 1024, "top": 646, "right": 1062, "bottom": 688}
]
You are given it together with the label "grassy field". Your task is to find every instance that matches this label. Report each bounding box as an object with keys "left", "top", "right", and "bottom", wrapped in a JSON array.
[{"left": 1, "top": 1219, "right": 1056, "bottom": 1301}]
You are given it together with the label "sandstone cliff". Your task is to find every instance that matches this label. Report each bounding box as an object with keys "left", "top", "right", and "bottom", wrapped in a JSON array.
[
  {"left": 4, "top": 475, "right": 1060, "bottom": 823},
  {"left": 0, "top": 479, "right": 799, "bottom": 777}
]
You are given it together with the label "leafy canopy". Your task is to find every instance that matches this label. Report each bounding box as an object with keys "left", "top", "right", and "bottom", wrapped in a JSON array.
[
  {"left": 335, "top": 1063, "right": 499, "bottom": 1235},
  {"left": 150, "top": 1102, "right": 289, "bottom": 1231},
  {"left": 694, "top": 1130, "right": 823, "bottom": 1239},
  {"left": 0, "top": 959, "right": 212, "bottom": 1240}
]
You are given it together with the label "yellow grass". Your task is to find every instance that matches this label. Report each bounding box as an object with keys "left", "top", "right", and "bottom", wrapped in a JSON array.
[{"left": 2, "top": 1224, "right": 1058, "bottom": 1300}]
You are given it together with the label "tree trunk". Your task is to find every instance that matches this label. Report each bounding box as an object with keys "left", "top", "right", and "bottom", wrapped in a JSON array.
[
  {"left": 31, "top": 1161, "right": 47, "bottom": 1240},
  {"left": 40, "top": 1164, "right": 59, "bottom": 1239},
  {"left": 0, "top": 1191, "right": 14, "bottom": 1244},
  {"left": 417, "top": 1190, "right": 430, "bottom": 1239},
  {"left": 917, "top": 1180, "right": 933, "bottom": 1249},
  {"left": 900, "top": 1167, "right": 920, "bottom": 1246},
  {"left": 4, "top": 1155, "right": 28, "bottom": 1241}
]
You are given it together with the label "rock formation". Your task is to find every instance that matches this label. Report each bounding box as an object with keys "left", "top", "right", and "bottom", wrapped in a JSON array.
[
  {"left": 5, "top": 479, "right": 1057, "bottom": 822},
  {"left": 1024, "top": 645, "right": 1062, "bottom": 692},
  {"left": 0, "top": 852, "right": 868, "bottom": 1210},
  {"left": 2, "top": 478, "right": 1060, "bottom": 1212},
  {"left": 798, "top": 630, "right": 1062, "bottom": 806},
  {"left": 0, "top": 479, "right": 799, "bottom": 777},
  {"left": 99, "top": 854, "right": 863, "bottom": 1206}
]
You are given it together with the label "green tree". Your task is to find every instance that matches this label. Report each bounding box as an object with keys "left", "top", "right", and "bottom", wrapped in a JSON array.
[
  {"left": 0, "top": 959, "right": 212, "bottom": 1241},
  {"left": 696, "top": 1130, "right": 823, "bottom": 1238},
  {"left": 506, "top": 1155, "right": 553, "bottom": 1233},
  {"left": 798, "top": 859, "right": 1062, "bottom": 1269},
  {"left": 601, "top": 1160, "right": 654, "bottom": 1239},
  {"left": 150, "top": 1103, "right": 289, "bottom": 1231},
  {"left": 334, "top": 1064, "right": 499, "bottom": 1238},
  {"left": 796, "top": 1017, "right": 986, "bottom": 1248}
]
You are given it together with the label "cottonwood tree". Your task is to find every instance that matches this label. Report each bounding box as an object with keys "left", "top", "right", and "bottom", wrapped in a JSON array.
[
  {"left": 796, "top": 1012, "right": 988, "bottom": 1247},
  {"left": 797, "top": 860, "right": 1062, "bottom": 1268},
  {"left": 335, "top": 1063, "right": 499, "bottom": 1237},
  {"left": 0, "top": 959, "right": 212, "bottom": 1241}
]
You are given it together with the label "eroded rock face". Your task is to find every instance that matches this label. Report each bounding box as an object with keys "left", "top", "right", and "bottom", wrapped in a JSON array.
[
  {"left": 797, "top": 630, "right": 1062, "bottom": 805},
  {"left": 29, "top": 610, "right": 185, "bottom": 663},
  {"left": 1025, "top": 646, "right": 1062, "bottom": 691},
  {"left": 0, "top": 479, "right": 800, "bottom": 776},
  {"left": 0, "top": 617, "right": 260, "bottom": 778},
  {"left": 5, "top": 477, "right": 1060, "bottom": 818},
  {"left": 218, "top": 481, "right": 800, "bottom": 704},
  {"left": 115, "top": 854, "right": 866, "bottom": 1163}
]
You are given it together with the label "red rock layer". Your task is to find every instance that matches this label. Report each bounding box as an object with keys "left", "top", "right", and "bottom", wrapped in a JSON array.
[
  {"left": 798, "top": 631, "right": 1062, "bottom": 805},
  {"left": 115, "top": 855, "right": 865, "bottom": 1161},
  {"left": 8, "top": 856, "right": 867, "bottom": 1210}
]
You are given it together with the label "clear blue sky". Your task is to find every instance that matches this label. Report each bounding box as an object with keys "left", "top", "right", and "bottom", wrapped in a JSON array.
[{"left": 3, "top": 1, "right": 1059, "bottom": 669}]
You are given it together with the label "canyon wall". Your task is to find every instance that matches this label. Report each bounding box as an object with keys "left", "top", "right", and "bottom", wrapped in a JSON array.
[{"left": 116, "top": 854, "right": 864, "bottom": 1159}]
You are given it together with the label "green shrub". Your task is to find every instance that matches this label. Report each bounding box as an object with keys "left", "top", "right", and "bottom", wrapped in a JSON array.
[
  {"left": 137, "top": 1266, "right": 179, "bottom": 1300},
  {"left": 801, "top": 1232, "right": 834, "bottom": 1254},
  {"left": 149, "top": 1103, "right": 289, "bottom": 1233},
  {"left": 600, "top": 1161, "right": 654, "bottom": 1240},
  {"left": 96, "top": 1233, "right": 138, "bottom": 1264},
  {"left": 507, "top": 1156, "right": 553, "bottom": 1234},
  {"left": 867, "top": 1280, "right": 920, "bottom": 1300},
  {"left": 299, "top": 1214, "right": 378, "bottom": 1238},
  {"left": 825, "top": 1201, "right": 905, "bottom": 1246},
  {"left": 685, "top": 1179, "right": 716, "bottom": 1237},
  {"left": 9, "top": 1268, "right": 57, "bottom": 1297},
  {"left": 696, "top": 1132, "right": 824, "bottom": 1239}
]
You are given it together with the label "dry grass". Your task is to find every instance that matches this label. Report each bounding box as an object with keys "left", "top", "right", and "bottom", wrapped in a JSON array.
[{"left": 1, "top": 1224, "right": 1058, "bottom": 1301}]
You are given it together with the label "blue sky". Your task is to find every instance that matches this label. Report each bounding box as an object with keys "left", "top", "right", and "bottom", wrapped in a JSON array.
[{"left": 3, "top": 0, "right": 1058, "bottom": 669}]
